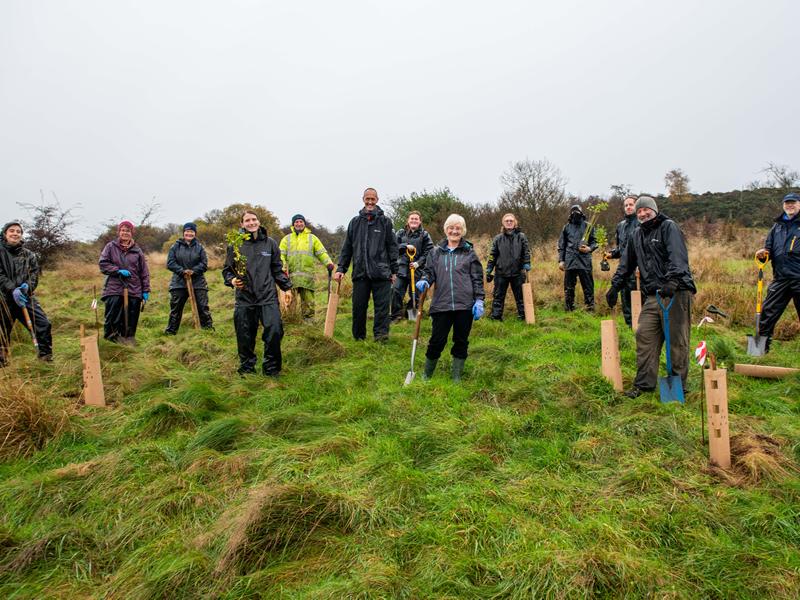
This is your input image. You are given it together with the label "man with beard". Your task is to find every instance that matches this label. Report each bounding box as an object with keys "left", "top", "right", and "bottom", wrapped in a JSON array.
[
  {"left": 606, "top": 196, "right": 696, "bottom": 398},
  {"left": 604, "top": 195, "right": 640, "bottom": 327}
]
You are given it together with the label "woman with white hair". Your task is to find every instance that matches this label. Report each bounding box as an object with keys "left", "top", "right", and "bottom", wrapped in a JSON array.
[{"left": 415, "top": 214, "right": 485, "bottom": 382}]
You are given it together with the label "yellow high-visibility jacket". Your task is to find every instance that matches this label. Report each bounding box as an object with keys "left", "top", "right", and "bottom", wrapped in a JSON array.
[{"left": 279, "top": 228, "right": 332, "bottom": 290}]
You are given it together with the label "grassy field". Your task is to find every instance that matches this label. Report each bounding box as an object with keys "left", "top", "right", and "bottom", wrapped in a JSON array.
[{"left": 0, "top": 237, "right": 799, "bottom": 599}]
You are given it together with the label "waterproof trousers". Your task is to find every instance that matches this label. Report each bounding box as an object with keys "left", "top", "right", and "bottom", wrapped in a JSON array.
[
  {"left": 166, "top": 288, "right": 213, "bottom": 333},
  {"left": 633, "top": 290, "right": 692, "bottom": 391},
  {"left": 391, "top": 275, "right": 418, "bottom": 320},
  {"left": 294, "top": 287, "right": 315, "bottom": 319},
  {"left": 0, "top": 298, "right": 53, "bottom": 363},
  {"left": 352, "top": 279, "right": 391, "bottom": 341},
  {"left": 564, "top": 269, "right": 594, "bottom": 311},
  {"left": 490, "top": 273, "right": 525, "bottom": 320},
  {"left": 758, "top": 277, "right": 800, "bottom": 340},
  {"left": 620, "top": 275, "right": 636, "bottom": 328},
  {"left": 425, "top": 310, "right": 473, "bottom": 360},
  {"left": 103, "top": 294, "right": 142, "bottom": 341},
  {"left": 234, "top": 303, "right": 284, "bottom": 375}
]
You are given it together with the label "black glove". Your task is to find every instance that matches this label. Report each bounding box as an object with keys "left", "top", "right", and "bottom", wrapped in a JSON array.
[
  {"left": 326, "top": 263, "right": 334, "bottom": 272},
  {"left": 486, "top": 272, "right": 494, "bottom": 283},
  {"left": 606, "top": 286, "right": 619, "bottom": 308},
  {"left": 659, "top": 280, "right": 677, "bottom": 298}
]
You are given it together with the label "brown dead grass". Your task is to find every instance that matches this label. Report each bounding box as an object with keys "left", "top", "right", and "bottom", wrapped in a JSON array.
[
  {"left": 214, "top": 482, "right": 363, "bottom": 575},
  {"left": 707, "top": 433, "right": 798, "bottom": 486},
  {"left": 0, "top": 375, "right": 70, "bottom": 461}
]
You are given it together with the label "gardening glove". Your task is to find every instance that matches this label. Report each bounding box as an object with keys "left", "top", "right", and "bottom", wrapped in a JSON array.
[
  {"left": 12, "top": 286, "right": 29, "bottom": 307},
  {"left": 118, "top": 269, "right": 131, "bottom": 278},
  {"left": 142, "top": 292, "right": 150, "bottom": 302},
  {"left": 416, "top": 280, "right": 430, "bottom": 294},
  {"left": 605, "top": 286, "right": 618, "bottom": 308},
  {"left": 411, "top": 262, "right": 419, "bottom": 269},
  {"left": 523, "top": 263, "right": 531, "bottom": 271},
  {"left": 659, "top": 280, "right": 677, "bottom": 298},
  {"left": 327, "top": 263, "right": 334, "bottom": 272},
  {"left": 485, "top": 272, "right": 494, "bottom": 283},
  {"left": 558, "top": 261, "right": 565, "bottom": 272},
  {"left": 472, "top": 299, "right": 484, "bottom": 321}
]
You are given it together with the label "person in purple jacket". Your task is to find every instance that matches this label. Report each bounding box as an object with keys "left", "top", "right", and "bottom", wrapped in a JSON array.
[{"left": 98, "top": 220, "right": 151, "bottom": 344}]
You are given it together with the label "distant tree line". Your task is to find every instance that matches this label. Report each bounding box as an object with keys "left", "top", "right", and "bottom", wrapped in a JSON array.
[{"left": 16, "top": 159, "right": 798, "bottom": 268}]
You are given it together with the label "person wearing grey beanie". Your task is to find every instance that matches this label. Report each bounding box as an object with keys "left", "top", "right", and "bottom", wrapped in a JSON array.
[
  {"left": 606, "top": 197, "right": 696, "bottom": 398},
  {"left": 752, "top": 192, "right": 800, "bottom": 352}
]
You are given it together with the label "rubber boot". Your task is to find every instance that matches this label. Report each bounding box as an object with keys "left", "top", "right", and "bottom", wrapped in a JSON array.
[
  {"left": 451, "top": 357, "right": 466, "bottom": 382},
  {"left": 423, "top": 358, "right": 437, "bottom": 380}
]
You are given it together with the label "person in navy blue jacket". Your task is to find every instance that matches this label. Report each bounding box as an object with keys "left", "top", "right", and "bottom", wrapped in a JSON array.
[{"left": 755, "top": 192, "right": 800, "bottom": 352}]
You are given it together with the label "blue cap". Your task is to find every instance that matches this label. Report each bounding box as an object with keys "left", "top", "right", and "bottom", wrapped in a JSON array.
[{"left": 783, "top": 193, "right": 800, "bottom": 203}]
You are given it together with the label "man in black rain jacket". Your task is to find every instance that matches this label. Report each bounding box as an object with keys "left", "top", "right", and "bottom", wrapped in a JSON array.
[
  {"left": 605, "top": 195, "right": 640, "bottom": 327},
  {"left": 606, "top": 196, "right": 696, "bottom": 398},
  {"left": 557, "top": 205, "right": 597, "bottom": 311},
  {"left": 334, "top": 188, "right": 399, "bottom": 341},
  {"left": 754, "top": 192, "right": 800, "bottom": 352},
  {"left": 486, "top": 213, "right": 531, "bottom": 320},
  {"left": 165, "top": 222, "right": 213, "bottom": 333},
  {"left": 223, "top": 211, "right": 292, "bottom": 376}
]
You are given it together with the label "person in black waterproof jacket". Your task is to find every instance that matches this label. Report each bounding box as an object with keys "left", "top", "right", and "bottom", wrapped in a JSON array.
[
  {"left": 557, "top": 205, "right": 598, "bottom": 311},
  {"left": 222, "top": 210, "right": 292, "bottom": 377},
  {"left": 0, "top": 220, "right": 53, "bottom": 365},
  {"left": 165, "top": 222, "right": 213, "bottom": 334},
  {"left": 415, "top": 214, "right": 485, "bottom": 382},
  {"left": 486, "top": 213, "right": 531, "bottom": 320},
  {"left": 604, "top": 195, "right": 640, "bottom": 327},
  {"left": 754, "top": 192, "right": 800, "bottom": 353},
  {"left": 606, "top": 196, "right": 696, "bottom": 398},
  {"left": 391, "top": 210, "right": 433, "bottom": 322},
  {"left": 334, "top": 187, "right": 399, "bottom": 341}
]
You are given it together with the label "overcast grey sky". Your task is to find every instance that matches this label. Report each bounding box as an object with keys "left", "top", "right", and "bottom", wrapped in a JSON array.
[{"left": 1, "top": 0, "right": 797, "bottom": 238}]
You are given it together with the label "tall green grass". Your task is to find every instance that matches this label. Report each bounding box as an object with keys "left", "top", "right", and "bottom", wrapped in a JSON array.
[{"left": 0, "top": 250, "right": 798, "bottom": 598}]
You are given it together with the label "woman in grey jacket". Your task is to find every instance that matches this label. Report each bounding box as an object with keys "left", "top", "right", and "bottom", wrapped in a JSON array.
[{"left": 415, "top": 214, "right": 485, "bottom": 382}]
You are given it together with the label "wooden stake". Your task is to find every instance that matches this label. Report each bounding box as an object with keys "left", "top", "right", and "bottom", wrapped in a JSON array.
[
  {"left": 601, "top": 319, "right": 623, "bottom": 391},
  {"left": 79, "top": 324, "right": 106, "bottom": 407},
  {"left": 704, "top": 367, "right": 730, "bottom": 468},
  {"left": 631, "top": 270, "right": 642, "bottom": 332},
  {"left": 733, "top": 364, "right": 800, "bottom": 379},
  {"left": 521, "top": 273, "right": 536, "bottom": 325},
  {"left": 184, "top": 272, "right": 201, "bottom": 329},
  {"left": 324, "top": 280, "right": 341, "bottom": 338}
]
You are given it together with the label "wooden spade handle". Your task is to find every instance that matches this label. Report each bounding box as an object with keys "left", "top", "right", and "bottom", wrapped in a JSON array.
[{"left": 412, "top": 288, "right": 428, "bottom": 340}]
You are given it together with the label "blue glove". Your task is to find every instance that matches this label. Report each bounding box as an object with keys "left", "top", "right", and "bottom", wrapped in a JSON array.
[
  {"left": 20, "top": 283, "right": 28, "bottom": 291},
  {"left": 472, "top": 299, "right": 484, "bottom": 321},
  {"left": 416, "top": 280, "right": 430, "bottom": 294},
  {"left": 142, "top": 292, "right": 150, "bottom": 301},
  {"left": 118, "top": 269, "right": 131, "bottom": 278},
  {"left": 12, "top": 287, "right": 29, "bottom": 307},
  {"left": 523, "top": 263, "right": 531, "bottom": 271}
]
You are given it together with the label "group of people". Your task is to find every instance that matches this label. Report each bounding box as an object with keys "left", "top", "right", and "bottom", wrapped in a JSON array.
[{"left": 1, "top": 191, "right": 799, "bottom": 397}]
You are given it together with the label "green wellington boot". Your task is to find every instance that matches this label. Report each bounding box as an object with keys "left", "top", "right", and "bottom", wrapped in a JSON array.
[
  {"left": 451, "top": 357, "right": 466, "bottom": 382},
  {"left": 423, "top": 358, "right": 438, "bottom": 380}
]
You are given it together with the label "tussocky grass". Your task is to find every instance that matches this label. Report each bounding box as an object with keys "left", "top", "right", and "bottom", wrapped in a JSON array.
[{"left": 0, "top": 247, "right": 798, "bottom": 598}]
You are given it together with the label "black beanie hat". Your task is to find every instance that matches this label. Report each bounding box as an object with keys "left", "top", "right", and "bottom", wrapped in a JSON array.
[
  {"left": 183, "top": 222, "right": 197, "bottom": 232},
  {"left": 291, "top": 214, "right": 306, "bottom": 225}
]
